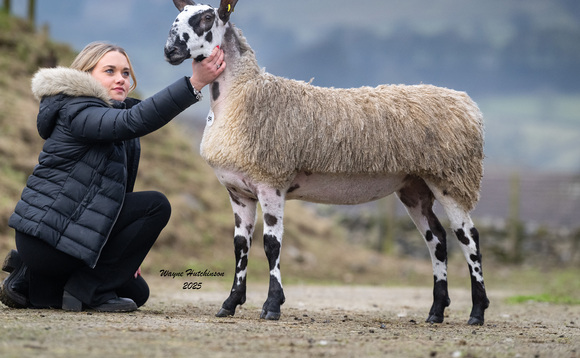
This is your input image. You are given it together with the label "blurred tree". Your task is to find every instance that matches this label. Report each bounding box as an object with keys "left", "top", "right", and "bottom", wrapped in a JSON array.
[
  {"left": 508, "top": 172, "right": 525, "bottom": 263},
  {"left": 2, "top": 0, "right": 10, "bottom": 14},
  {"left": 28, "top": 0, "right": 35, "bottom": 26}
]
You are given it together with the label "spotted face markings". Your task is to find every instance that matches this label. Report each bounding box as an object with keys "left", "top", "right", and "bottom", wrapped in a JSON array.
[
  {"left": 188, "top": 9, "right": 216, "bottom": 37},
  {"left": 234, "top": 213, "right": 242, "bottom": 228},
  {"left": 166, "top": 35, "right": 191, "bottom": 61}
]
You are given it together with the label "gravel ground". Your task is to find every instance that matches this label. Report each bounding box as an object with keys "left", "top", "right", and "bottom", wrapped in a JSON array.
[{"left": 0, "top": 278, "right": 578, "bottom": 358}]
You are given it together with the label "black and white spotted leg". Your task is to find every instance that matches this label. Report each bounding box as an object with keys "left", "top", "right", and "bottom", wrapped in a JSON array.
[
  {"left": 427, "top": 184, "right": 490, "bottom": 326},
  {"left": 398, "top": 177, "right": 450, "bottom": 324},
  {"left": 258, "top": 187, "right": 286, "bottom": 320},
  {"left": 216, "top": 189, "right": 257, "bottom": 318}
]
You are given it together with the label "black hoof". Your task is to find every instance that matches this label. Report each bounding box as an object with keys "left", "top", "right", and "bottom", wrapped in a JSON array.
[
  {"left": 260, "top": 310, "right": 281, "bottom": 320},
  {"left": 216, "top": 307, "right": 235, "bottom": 317},
  {"left": 426, "top": 314, "right": 444, "bottom": 324},
  {"left": 468, "top": 316, "right": 484, "bottom": 326}
]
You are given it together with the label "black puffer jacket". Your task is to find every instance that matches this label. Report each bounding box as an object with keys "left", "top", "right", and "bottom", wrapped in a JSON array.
[{"left": 9, "top": 67, "right": 199, "bottom": 267}]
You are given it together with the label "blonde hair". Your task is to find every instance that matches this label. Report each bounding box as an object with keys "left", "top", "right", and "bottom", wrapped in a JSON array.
[{"left": 70, "top": 42, "right": 137, "bottom": 93}]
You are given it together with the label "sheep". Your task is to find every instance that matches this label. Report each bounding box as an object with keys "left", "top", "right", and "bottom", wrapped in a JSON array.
[{"left": 165, "top": 0, "right": 489, "bottom": 325}]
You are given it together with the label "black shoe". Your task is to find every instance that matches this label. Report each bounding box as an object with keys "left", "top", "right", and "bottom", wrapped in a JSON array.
[
  {"left": 91, "top": 297, "right": 138, "bottom": 312},
  {"left": 0, "top": 250, "right": 29, "bottom": 308},
  {"left": 62, "top": 291, "right": 137, "bottom": 312},
  {"left": 62, "top": 290, "right": 83, "bottom": 311}
]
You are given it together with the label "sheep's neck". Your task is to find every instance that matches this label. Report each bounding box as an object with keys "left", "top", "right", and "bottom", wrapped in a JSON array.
[{"left": 210, "top": 24, "right": 260, "bottom": 118}]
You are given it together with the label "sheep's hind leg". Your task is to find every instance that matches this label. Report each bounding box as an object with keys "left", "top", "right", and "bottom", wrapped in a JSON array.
[
  {"left": 428, "top": 184, "right": 490, "bottom": 326},
  {"left": 216, "top": 190, "right": 257, "bottom": 318},
  {"left": 397, "top": 177, "right": 450, "bottom": 324},
  {"left": 258, "top": 187, "right": 286, "bottom": 320}
]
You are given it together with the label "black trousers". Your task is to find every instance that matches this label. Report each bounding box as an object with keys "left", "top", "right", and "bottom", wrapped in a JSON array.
[{"left": 15, "top": 191, "right": 171, "bottom": 308}]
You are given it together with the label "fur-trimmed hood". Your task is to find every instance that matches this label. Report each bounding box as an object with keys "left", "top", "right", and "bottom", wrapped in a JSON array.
[
  {"left": 31, "top": 67, "right": 115, "bottom": 140},
  {"left": 31, "top": 67, "right": 112, "bottom": 104}
]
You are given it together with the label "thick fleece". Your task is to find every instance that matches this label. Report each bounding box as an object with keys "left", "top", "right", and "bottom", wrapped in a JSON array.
[{"left": 201, "top": 28, "right": 484, "bottom": 211}]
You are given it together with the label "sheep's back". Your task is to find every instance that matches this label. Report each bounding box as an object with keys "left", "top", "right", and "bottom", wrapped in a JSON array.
[{"left": 202, "top": 75, "right": 484, "bottom": 211}]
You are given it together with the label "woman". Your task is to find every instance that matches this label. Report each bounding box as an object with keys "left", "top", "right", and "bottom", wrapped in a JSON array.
[{"left": 0, "top": 42, "right": 225, "bottom": 312}]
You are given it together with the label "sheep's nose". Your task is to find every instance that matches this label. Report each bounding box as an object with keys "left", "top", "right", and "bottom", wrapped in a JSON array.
[{"left": 164, "top": 46, "right": 177, "bottom": 59}]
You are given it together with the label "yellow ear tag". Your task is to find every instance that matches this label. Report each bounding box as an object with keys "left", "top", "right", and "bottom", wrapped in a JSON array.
[{"left": 228, "top": 4, "right": 231, "bottom": 12}]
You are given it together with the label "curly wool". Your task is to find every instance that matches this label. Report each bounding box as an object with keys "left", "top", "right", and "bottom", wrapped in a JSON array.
[{"left": 201, "top": 28, "right": 484, "bottom": 211}]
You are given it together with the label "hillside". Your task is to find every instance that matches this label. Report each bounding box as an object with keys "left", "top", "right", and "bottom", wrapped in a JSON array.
[{"left": 0, "top": 12, "right": 424, "bottom": 286}]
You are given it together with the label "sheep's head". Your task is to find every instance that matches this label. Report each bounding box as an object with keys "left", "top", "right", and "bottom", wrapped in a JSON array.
[{"left": 165, "top": 0, "right": 238, "bottom": 65}]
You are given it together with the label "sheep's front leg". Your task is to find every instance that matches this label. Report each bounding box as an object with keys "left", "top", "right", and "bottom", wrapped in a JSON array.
[
  {"left": 216, "top": 189, "right": 257, "bottom": 318},
  {"left": 258, "top": 188, "right": 286, "bottom": 320}
]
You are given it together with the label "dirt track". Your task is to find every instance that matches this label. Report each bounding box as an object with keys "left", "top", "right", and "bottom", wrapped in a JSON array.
[{"left": 0, "top": 278, "right": 578, "bottom": 357}]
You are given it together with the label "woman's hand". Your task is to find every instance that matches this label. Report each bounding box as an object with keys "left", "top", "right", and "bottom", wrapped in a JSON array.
[{"left": 190, "top": 47, "right": 226, "bottom": 92}]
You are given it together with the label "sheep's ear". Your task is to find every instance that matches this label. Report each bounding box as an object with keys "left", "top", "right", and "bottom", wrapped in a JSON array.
[
  {"left": 173, "top": 0, "right": 195, "bottom": 11},
  {"left": 218, "top": 0, "right": 238, "bottom": 23}
]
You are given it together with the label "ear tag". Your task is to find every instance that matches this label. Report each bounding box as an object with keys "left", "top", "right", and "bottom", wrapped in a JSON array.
[
  {"left": 228, "top": 4, "right": 232, "bottom": 12},
  {"left": 207, "top": 109, "right": 214, "bottom": 127}
]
